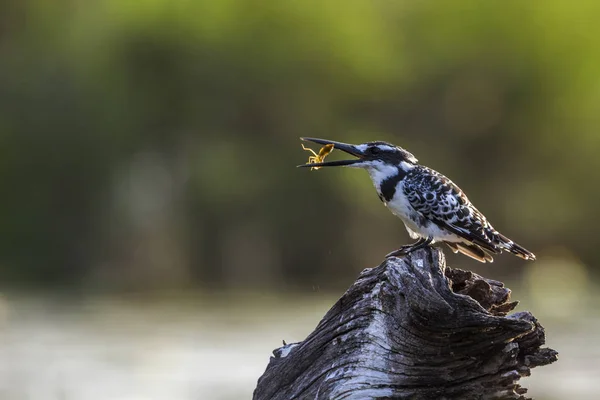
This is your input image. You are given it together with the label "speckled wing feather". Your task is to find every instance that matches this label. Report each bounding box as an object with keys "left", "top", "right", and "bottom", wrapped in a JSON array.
[{"left": 403, "top": 166, "right": 516, "bottom": 256}]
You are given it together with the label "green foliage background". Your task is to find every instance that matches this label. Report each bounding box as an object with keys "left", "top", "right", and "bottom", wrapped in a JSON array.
[{"left": 1, "top": 0, "right": 599, "bottom": 291}]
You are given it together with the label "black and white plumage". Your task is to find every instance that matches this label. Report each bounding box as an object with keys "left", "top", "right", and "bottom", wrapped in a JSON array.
[{"left": 299, "top": 138, "right": 535, "bottom": 263}]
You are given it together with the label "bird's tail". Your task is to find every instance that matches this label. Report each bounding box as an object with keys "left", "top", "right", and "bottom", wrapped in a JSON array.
[
  {"left": 494, "top": 233, "right": 536, "bottom": 261},
  {"left": 445, "top": 242, "right": 494, "bottom": 263}
]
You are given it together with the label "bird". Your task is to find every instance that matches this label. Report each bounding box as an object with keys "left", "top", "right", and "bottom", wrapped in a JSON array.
[{"left": 298, "top": 137, "right": 535, "bottom": 263}]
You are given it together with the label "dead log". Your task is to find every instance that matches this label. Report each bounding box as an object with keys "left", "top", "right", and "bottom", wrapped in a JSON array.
[{"left": 253, "top": 247, "right": 557, "bottom": 400}]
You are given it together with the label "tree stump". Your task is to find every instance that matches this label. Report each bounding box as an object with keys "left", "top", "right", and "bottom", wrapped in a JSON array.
[{"left": 253, "top": 248, "right": 557, "bottom": 400}]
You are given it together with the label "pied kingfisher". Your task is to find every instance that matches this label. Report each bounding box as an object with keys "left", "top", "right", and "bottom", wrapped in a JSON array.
[{"left": 298, "top": 137, "right": 536, "bottom": 263}]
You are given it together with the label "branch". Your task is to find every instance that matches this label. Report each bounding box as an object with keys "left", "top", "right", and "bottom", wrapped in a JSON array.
[{"left": 253, "top": 248, "right": 557, "bottom": 400}]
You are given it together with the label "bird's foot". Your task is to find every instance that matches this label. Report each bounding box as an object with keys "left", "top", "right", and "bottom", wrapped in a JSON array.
[
  {"left": 385, "top": 246, "right": 413, "bottom": 258},
  {"left": 385, "top": 236, "right": 434, "bottom": 259}
]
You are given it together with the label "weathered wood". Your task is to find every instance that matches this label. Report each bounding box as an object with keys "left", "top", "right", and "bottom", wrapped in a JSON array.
[{"left": 253, "top": 247, "right": 557, "bottom": 400}]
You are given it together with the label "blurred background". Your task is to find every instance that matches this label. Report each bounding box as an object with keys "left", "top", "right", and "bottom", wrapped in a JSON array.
[{"left": 0, "top": 1, "right": 599, "bottom": 399}]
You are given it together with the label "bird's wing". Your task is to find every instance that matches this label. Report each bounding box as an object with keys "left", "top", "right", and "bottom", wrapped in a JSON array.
[{"left": 403, "top": 167, "right": 501, "bottom": 254}]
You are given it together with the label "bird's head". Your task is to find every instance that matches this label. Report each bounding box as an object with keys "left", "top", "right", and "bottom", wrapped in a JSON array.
[{"left": 298, "top": 137, "right": 418, "bottom": 180}]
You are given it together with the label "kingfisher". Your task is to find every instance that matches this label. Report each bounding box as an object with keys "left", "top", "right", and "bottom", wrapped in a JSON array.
[{"left": 298, "top": 137, "right": 536, "bottom": 263}]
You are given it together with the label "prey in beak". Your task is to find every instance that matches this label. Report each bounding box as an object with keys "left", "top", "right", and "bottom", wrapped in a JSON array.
[{"left": 297, "top": 137, "right": 366, "bottom": 169}]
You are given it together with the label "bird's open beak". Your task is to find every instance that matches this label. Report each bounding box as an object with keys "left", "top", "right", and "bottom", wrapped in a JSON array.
[{"left": 297, "top": 137, "right": 365, "bottom": 168}]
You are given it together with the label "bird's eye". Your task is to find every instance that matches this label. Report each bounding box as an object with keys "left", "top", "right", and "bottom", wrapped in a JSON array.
[{"left": 370, "top": 147, "right": 380, "bottom": 154}]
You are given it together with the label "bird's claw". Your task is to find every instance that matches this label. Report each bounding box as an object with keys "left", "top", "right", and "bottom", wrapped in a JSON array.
[{"left": 385, "top": 247, "right": 411, "bottom": 258}]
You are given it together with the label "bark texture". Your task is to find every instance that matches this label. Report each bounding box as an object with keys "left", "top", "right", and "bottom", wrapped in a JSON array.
[{"left": 253, "top": 248, "right": 557, "bottom": 400}]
